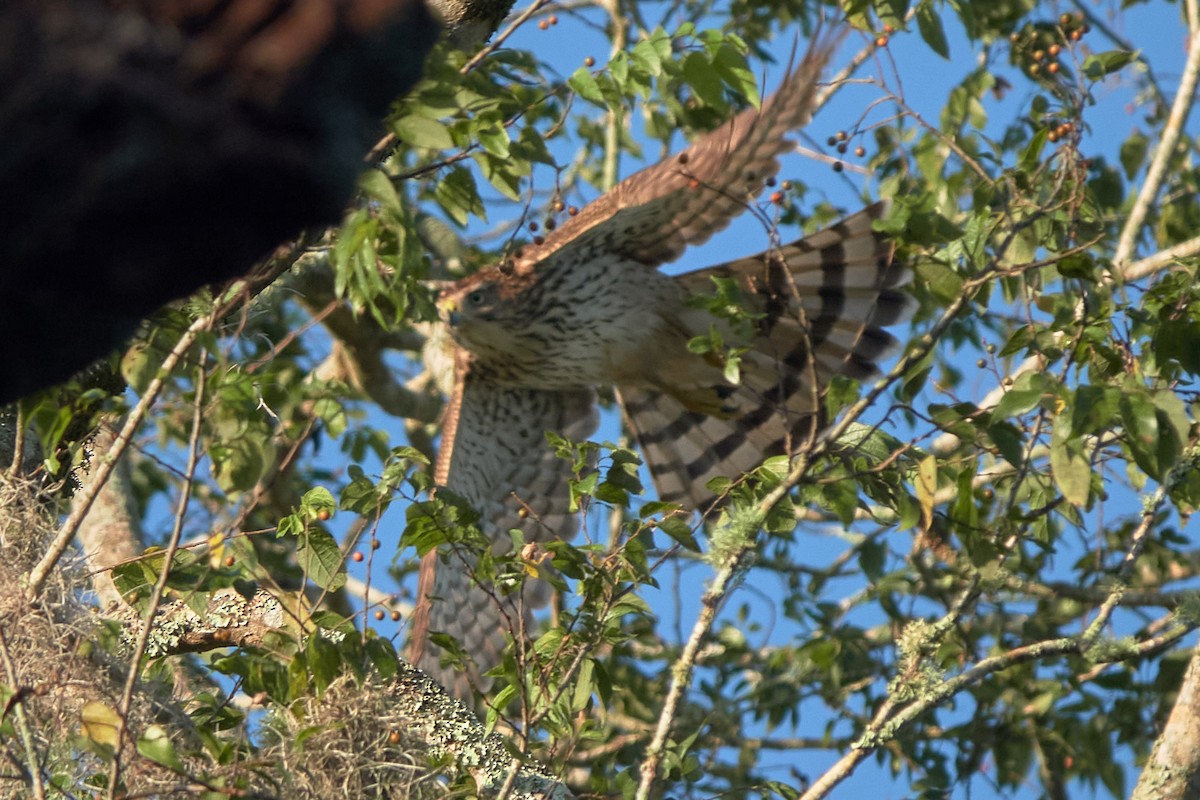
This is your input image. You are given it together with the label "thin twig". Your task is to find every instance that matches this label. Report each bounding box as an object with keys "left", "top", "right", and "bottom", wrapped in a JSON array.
[
  {"left": 0, "top": 626, "right": 44, "bottom": 799},
  {"left": 8, "top": 404, "right": 25, "bottom": 476},
  {"left": 26, "top": 317, "right": 205, "bottom": 602},
  {"left": 462, "top": 0, "right": 556, "bottom": 75}
]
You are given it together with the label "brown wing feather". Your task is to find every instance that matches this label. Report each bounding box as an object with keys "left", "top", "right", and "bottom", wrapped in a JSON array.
[
  {"left": 510, "top": 27, "right": 846, "bottom": 274},
  {"left": 408, "top": 350, "right": 598, "bottom": 695},
  {"left": 619, "top": 203, "right": 912, "bottom": 512}
]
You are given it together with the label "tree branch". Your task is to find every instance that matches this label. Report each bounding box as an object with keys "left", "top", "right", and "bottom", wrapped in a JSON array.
[
  {"left": 1113, "top": 0, "right": 1200, "bottom": 270},
  {"left": 1132, "top": 638, "right": 1200, "bottom": 800}
]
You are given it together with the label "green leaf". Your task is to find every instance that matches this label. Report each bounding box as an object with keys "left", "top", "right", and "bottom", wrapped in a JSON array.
[
  {"left": 569, "top": 471, "right": 599, "bottom": 512},
  {"left": 657, "top": 516, "right": 701, "bottom": 551},
  {"left": 80, "top": 701, "right": 121, "bottom": 751},
  {"left": 569, "top": 67, "right": 606, "bottom": 106},
  {"left": 915, "top": 261, "right": 964, "bottom": 304},
  {"left": 476, "top": 120, "right": 511, "bottom": 159},
  {"left": 571, "top": 658, "right": 595, "bottom": 713},
  {"left": 915, "top": 453, "right": 938, "bottom": 531},
  {"left": 472, "top": 152, "right": 523, "bottom": 201},
  {"left": 992, "top": 372, "right": 1052, "bottom": 419},
  {"left": 1019, "top": 128, "right": 1048, "bottom": 174},
  {"left": 297, "top": 529, "right": 347, "bottom": 591},
  {"left": 1153, "top": 316, "right": 1200, "bottom": 375},
  {"left": 1119, "top": 130, "right": 1149, "bottom": 180},
  {"left": 916, "top": 0, "right": 950, "bottom": 59},
  {"left": 393, "top": 115, "right": 454, "bottom": 150},
  {"left": 712, "top": 43, "right": 759, "bottom": 107},
  {"left": 435, "top": 167, "right": 485, "bottom": 226},
  {"left": 1152, "top": 390, "right": 1189, "bottom": 478},
  {"left": 302, "top": 487, "right": 336, "bottom": 516},
  {"left": 1050, "top": 413, "right": 1092, "bottom": 507},
  {"left": 358, "top": 169, "right": 403, "bottom": 218},
  {"left": 138, "top": 725, "right": 185, "bottom": 772},
  {"left": 632, "top": 29, "right": 669, "bottom": 76},
  {"left": 859, "top": 540, "right": 886, "bottom": 582},
  {"left": 306, "top": 634, "right": 342, "bottom": 695},
  {"left": 1121, "top": 390, "right": 1161, "bottom": 479},
  {"left": 1069, "top": 385, "right": 1119, "bottom": 437},
  {"left": 1083, "top": 50, "right": 1137, "bottom": 81},
  {"left": 682, "top": 51, "right": 728, "bottom": 110},
  {"left": 987, "top": 421, "right": 1026, "bottom": 467}
]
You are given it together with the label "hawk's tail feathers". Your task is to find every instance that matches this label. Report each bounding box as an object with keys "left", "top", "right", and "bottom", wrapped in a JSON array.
[{"left": 620, "top": 202, "right": 913, "bottom": 512}]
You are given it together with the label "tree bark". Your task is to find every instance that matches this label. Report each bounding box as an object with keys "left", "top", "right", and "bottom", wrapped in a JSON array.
[{"left": 1130, "top": 640, "right": 1200, "bottom": 800}]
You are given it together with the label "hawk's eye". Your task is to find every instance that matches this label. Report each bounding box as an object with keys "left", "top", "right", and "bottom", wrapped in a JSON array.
[{"left": 466, "top": 290, "right": 487, "bottom": 307}]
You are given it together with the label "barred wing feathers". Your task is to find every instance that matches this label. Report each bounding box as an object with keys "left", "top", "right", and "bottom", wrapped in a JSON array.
[
  {"left": 409, "top": 351, "right": 598, "bottom": 694},
  {"left": 510, "top": 28, "right": 846, "bottom": 275}
]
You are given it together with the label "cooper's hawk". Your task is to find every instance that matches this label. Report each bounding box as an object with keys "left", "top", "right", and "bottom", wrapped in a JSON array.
[{"left": 408, "top": 26, "right": 912, "bottom": 695}]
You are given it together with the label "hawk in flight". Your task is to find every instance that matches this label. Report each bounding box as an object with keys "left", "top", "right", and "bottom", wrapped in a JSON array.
[{"left": 408, "top": 27, "right": 912, "bottom": 693}]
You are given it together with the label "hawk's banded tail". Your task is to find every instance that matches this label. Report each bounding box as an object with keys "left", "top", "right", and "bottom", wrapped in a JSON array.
[{"left": 617, "top": 202, "right": 912, "bottom": 513}]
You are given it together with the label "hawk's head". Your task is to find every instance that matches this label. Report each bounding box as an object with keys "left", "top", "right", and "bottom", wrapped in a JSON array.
[{"left": 438, "top": 268, "right": 533, "bottom": 359}]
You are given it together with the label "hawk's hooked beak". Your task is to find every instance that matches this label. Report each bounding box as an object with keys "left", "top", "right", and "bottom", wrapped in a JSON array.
[{"left": 438, "top": 296, "right": 461, "bottom": 327}]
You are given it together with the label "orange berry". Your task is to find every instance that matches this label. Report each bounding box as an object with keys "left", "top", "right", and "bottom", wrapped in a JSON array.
[
  {"left": 770, "top": 191, "right": 784, "bottom": 204},
  {"left": 538, "top": 19, "right": 548, "bottom": 30},
  {"left": 1048, "top": 44, "right": 1061, "bottom": 56},
  {"left": 875, "top": 35, "right": 888, "bottom": 48},
  {"left": 391, "top": 610, "right": 401, "bottom": 622},
  {"left": 549, "top": 14, "right": 558, "bottom": 24},
  {"left": 374, "top": 610, "right": 385, "bottom": 621},
  {"left": 567, "top": 206, "right": 578, "bottom": 216},
  {"left": 317, "top": 508, "right": 331, "bottom": 521},
  {"left": 224, "top": 555, "right": 235, "bottom": 567},
  {"left": 352, "top": 551, "right": 364, "bottom": 563},
  {"left": 584, "top": 56, "right": 595, "bottom": 67},
  {"left": 1047, "top": 62, "right": 1060, "bottom": 74},
  {"left": 883, "top": 24, "right": 895, "bottom": 34},
  {"left": 388, "top": 731, "right": 402, "bottom": 745},
  {"left": 854, "top": 145, "right": 866, "bottom": 157}
]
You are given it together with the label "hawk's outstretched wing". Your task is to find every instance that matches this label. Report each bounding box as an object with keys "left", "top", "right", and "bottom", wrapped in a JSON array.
[
  {"left": 510, "top": 27, "right": 846, "bottom": 274},
  {"left": 408, "top": 350, "right": 598, "bottom": 694}
]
